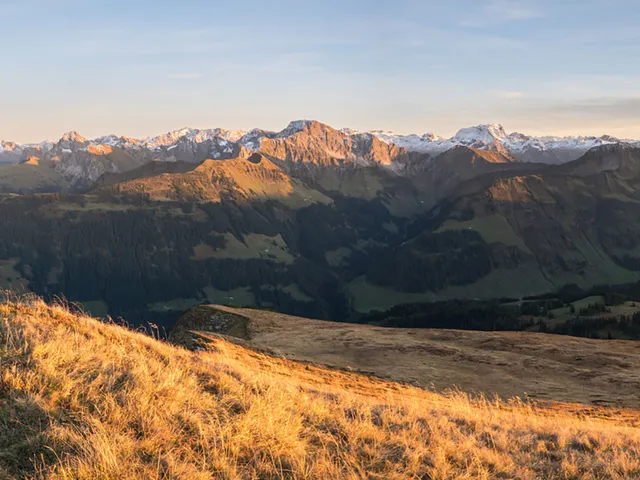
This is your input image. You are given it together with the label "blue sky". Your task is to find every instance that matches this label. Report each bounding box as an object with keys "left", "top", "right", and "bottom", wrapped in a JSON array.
[{"left": 2, "top": 0, "right": 640, "bottom": 142}]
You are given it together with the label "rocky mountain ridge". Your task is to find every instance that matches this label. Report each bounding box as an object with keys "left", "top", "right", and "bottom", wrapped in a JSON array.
[{"left": 3, "top": 120, "right": 637, "bottom": 175}]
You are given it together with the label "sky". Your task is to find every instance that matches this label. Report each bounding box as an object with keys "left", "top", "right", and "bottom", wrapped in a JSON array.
[{"left": 1, "top": 0, "right": 640, "bottom": 143}]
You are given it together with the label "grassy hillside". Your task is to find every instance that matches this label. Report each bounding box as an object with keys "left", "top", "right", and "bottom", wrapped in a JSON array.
[
  {"left": 2, "top": 296, "right": 640, "bottom": 479},
  {"left": 98, "top": 154, "right": 332, "bottom": 206},
  {"left": 0, "top": 164, "right": 69, "bottom": 194},
  {"left": 176, "top": 305, "right": 640, "bottom": 408}
]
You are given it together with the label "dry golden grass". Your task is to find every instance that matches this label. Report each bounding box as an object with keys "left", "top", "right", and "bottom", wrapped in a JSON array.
[
  {"left": 2, "top": 296, "right": 640, "bottom": 479},
  {"left": 178, "top": 306, "right": 640, "bottom": 409}
]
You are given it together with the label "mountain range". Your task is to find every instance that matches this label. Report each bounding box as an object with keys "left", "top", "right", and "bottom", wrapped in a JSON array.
[
  {"left": 1, "top": 120, "right": 640, "bottom": 326},
  {"left": 1, "top": 120, "right": 636, "bottom": 192}
]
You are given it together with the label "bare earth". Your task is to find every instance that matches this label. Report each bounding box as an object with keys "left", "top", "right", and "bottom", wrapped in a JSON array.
[{"left": 176, "top": 305, "right": 640, "bottom": 409}]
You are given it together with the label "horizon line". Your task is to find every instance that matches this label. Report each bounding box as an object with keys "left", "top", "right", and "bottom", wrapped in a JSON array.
[{"left": 3, "top": 119, "right": 638, "bottom": 146}]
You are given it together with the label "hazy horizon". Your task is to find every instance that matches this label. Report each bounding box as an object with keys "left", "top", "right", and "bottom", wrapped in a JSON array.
[{"left": 2, "top": 0, "right": 640, "bottom": 143}]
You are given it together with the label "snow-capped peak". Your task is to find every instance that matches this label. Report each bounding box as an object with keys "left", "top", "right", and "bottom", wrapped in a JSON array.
[
  {"left": 365, "top": 124, "right": 633, "bottom": 162},
  {"left": 144, "top": 127, "right": 248, "bottom": 150},
  {"left": 454, "top": 124, "right": 507, "bottom": 144}
]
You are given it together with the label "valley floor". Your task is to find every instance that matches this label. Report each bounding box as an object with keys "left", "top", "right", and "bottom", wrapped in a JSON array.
[{"left": 2, "top": 296, "right": 640, "bottom": 479}]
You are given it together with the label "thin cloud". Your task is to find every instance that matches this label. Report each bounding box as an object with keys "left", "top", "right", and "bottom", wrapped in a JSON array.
[
  {"left": 488, "top": 90, "right": 525, "bottom": 99},
  {"left": 545, "top": 97, "right": 640, "bottom": 120},
  {"left": 485, "top": 0, "right": 542, "bottom": 21},
  {"left": 167, "top": 73, "right": 204, "bottom": 80},
  {"left": 501, "top": 96, "right": 640, "bottom": 138}
]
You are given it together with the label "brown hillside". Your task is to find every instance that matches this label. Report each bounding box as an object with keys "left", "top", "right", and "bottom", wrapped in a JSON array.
[
  {"left": 100, "top": 153, "right": 332, "bottom": 205},
  {"left": 93, "top": 160, "right": 198, "bottom": 188},
  {"left": 175, "top": 305, "right": 640, "bottom": 409},
  {"left": 0, "top": 163, "right": 69, "bottom": 193},
  {"left": 2, "top": 297, "right": 640, "bottom": 479}
]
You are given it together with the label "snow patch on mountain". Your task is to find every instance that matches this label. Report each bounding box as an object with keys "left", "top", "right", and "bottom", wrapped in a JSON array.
[
  {"left": 365, "top": 124, "right": 630, "bottom": 162},
  {"left": 143, "top": 127, "right": 248, "bottom": 150},
  {"left": 455, "top": 124, "right": 507, "bottom": 144}
]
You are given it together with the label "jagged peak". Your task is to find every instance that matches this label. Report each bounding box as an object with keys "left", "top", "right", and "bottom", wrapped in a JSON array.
[
  {"left": 59, "top": 131, "right": 88, "bottom": 144},
  {"left": 240, "top": 128, "right": 277, "bottom": 140},
  {"left": 145, "top": 127, "right": 195, "bottom": 145},
  {"left": 582, "top": 142, "right": 640, "bottom": 165},
  {"left": 420, "top": 133, "right": 442, "bottom": 142},
  {"left": 283, "top": 119, "right": 315, "bottom": 131},
  {"left": 277, "top": 119, "right": 336, "bottom": 138},
  {"left": 0, "top": 140, "right": 20, "bottom": 152},
  {"left": 586, "top": 142, "right": 640, "bottom": 154},
  {"left": 556, "top": 142, "right": 640, "bottom": 179}
]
